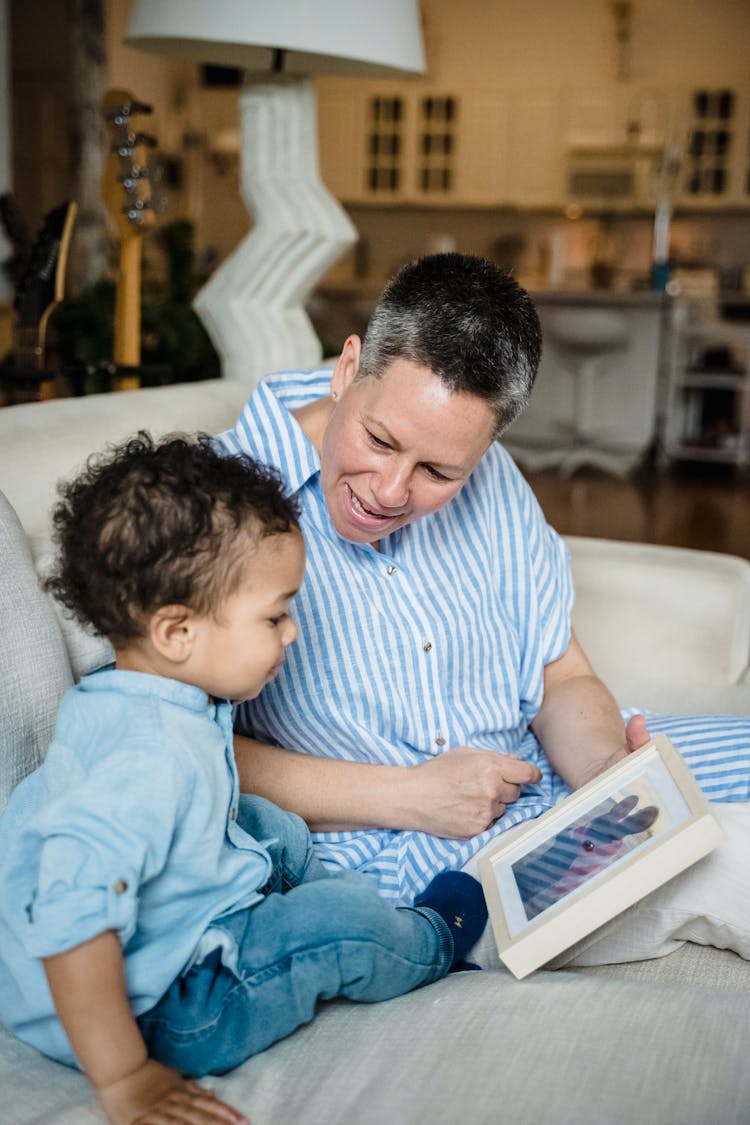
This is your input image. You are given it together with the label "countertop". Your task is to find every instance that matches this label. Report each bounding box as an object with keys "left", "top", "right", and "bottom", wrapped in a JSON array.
[
  {"left": 316, "top": 281, "right": 668, "bottom": 310},
  {"left": 529, "top": 288, "right": 667, "bottom": 308}
]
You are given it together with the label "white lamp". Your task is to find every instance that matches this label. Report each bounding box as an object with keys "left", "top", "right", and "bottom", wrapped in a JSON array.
[{"left": 125, "top": 1, "right": 426, "bottom": 385}]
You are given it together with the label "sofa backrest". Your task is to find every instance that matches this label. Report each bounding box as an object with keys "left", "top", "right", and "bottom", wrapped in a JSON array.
[
  {"left": 568, "top": 535, "right": 750, "bottom": 689},
  {"left": 0, "top": 379, "right": 252, "bottom": 560},
  {"left": 0, "top": 491, "right": 73, "bottom": 814}
]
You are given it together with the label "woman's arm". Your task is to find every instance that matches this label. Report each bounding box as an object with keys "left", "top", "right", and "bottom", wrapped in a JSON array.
[
  {"left": 530, "top": 631, "right": 650, "bottom": 790},
  {"left": 43, "top": 932, "right": 248, "bottom": 1125},
  {"left": 234, "top": 735, "right": 541, "bottom": 839}
]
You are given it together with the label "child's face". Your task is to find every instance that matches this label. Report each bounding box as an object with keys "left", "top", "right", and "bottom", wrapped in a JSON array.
[{"left": 190, "top": 529, "right": 305, "bottom": 702}]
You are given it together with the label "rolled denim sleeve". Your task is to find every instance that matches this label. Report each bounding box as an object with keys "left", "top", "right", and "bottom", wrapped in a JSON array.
[
  {"left": 16, "top": 755, "right": 182, "bottom": 959},
  {"left": 22, "top": 838, "right": 141, "bottom": 957}
]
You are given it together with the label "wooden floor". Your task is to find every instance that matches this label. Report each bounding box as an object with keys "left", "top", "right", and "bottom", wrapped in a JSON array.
[{"left": 522, "top": 463, "right": 750, "bottom": 560}]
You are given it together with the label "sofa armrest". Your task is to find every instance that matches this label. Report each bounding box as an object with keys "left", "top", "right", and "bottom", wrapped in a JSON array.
[{"left": 566, "top": 535, "right": 750, "bottom": 691}]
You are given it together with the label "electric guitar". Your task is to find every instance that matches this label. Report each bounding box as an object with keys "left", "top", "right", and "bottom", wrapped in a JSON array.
[
  {"left": 8, "top": 199, "right": 77, "bottom": 398},
  {"left": 102, "top": 88, "right": 161, "bottom": 391}
]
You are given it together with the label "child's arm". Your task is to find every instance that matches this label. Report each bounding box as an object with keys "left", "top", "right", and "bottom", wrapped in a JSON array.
[{"left": 43, "top": 931, "right": 249, "bottom": 1125}]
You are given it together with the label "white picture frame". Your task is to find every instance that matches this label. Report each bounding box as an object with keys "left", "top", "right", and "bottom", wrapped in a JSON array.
[{"left": 477, "top": 735, "right": 724, "bottom": 979}]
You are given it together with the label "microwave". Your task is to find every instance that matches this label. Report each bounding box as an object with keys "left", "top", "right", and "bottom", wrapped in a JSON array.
[{"left": 566, "top": 148, "right": 660, "bottom": 207}]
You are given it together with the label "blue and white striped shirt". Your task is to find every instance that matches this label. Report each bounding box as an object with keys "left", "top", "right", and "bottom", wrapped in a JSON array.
[{"left": 218, "top": 370, "right": 580, "bottom": 901}]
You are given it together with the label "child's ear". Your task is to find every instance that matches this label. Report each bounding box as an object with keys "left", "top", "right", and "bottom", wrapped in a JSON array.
[{"left": 149, "top": 604, "right": 196, "bottom": 663}]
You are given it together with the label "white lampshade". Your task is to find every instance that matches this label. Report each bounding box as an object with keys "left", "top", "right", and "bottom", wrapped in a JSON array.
[{"left": 125, "top": 0, "right": 426, "bottom": 77}]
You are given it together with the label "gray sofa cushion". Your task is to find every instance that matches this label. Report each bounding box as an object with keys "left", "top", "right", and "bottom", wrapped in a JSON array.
[
  {"left": 0, "top": 490, "right": 72, "bottom": 814},
  {"left": 3, "top": 954, "right": 749, "bottom": 1125}
]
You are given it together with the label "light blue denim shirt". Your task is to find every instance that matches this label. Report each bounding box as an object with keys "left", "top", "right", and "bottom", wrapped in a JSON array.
[{"left": 0, "top": 669, "right": 272, "bottom": 1066}]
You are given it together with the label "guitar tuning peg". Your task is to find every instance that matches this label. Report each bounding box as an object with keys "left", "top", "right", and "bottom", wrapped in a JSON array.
[
  {"left": 125, "top": 99, "right": 153, "bottom": 117},
  {"left": 104, "top": 100, "right": 153, "bottom": 123},
  {"left": 122, "top": 198, "right": 154, "bottom": 221},
  {"left": 120, "top": 170, "right": 149, "bottom": 191},
  {"left": 113, "top": 132, "right": 157, "bottom": 156}
]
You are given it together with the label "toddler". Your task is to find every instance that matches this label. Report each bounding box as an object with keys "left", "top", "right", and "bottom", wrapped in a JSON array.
[{"left": 0, "top": 433, "right": 487, "bottom": 1125}]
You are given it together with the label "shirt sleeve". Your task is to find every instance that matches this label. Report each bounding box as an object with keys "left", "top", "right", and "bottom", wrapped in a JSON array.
[
  {"left": 527, "top": 505, "right": 575, "bottom": 665},
  {"left": 503, "top": 456, "right": 575, "bottom": 718},
  {"left": 13, "top": 752, "right": 185, "bottom": 959}
]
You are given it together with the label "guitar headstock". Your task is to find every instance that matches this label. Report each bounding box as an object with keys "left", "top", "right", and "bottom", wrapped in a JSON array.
[
  {"left": 102, "top": 88, "right": 164, "bottom": 241},
  {"left": 14, "top": 200, "right": 77, "bottom": 332}
]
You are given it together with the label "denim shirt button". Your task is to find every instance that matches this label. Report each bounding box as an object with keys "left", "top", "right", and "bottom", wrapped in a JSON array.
[{"left": 113, "top": 879, "right": 129, "bottom": 895}]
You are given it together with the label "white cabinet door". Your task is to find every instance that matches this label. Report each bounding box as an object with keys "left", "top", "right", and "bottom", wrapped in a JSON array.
[
  {"left": 451, "top": 92, "right": 510, "bottom": 204},
  {"left": 676, "top": 85, "right": 750, "bottom": 210},
  {"left": 565, "top": 87, "right": 673, "bottom": 149},
  {"left": 506, "top": 92, "right": 564, "bottom": 206},
  {"left": 318, "top": 81, "right": 417, "bottom": 205},
  {"left": 565, "top": 89, "right": 621, "bottom": 147},
  {"left": 317, "top": 85, "right": 367, "bottom": 203}
]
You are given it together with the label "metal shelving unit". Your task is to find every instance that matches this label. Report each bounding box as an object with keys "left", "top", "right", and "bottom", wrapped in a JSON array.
[{"left": 665, "top": 316, "right": 750, "bottom": 466}]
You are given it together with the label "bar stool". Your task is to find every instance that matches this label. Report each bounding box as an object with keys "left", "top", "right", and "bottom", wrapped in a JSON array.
[{"left": 544, "top": 308, "right": 631, "bottom": 475}]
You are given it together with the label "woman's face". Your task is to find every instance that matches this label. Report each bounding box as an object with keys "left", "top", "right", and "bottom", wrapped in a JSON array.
[{"left": 320, "top": 343, "right": 496, "bottom": 544}]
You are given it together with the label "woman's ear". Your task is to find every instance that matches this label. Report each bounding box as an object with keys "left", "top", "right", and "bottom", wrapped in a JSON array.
[
  {"left": 330, "top": 334, "right": 361, "bottom": 400},
  {"left": 149, "top": 604, "right": 196, "bottom": 664}
]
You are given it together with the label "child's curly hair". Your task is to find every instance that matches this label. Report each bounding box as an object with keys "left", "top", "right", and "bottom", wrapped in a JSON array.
[{"left": 45, "top": 431, "right": 301, "bottom": 643}]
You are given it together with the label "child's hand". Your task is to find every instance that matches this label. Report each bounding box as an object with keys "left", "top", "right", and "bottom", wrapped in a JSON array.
[{"left": 97, "top": 1058, "right": 250, "bottom": 1124}]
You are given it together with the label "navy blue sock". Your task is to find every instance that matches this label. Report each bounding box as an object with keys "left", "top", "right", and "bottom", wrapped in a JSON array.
[{"left": 414, "top": 871, "right": 488, "bottom": 969}]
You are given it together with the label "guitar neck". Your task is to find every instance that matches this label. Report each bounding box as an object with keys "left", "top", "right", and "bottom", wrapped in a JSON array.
[
  {"left": 13, "top": 200, "right": 77, "bottom": 372},
  {"left": 113, "top": 236, "right": 142, "bottom": 368}
]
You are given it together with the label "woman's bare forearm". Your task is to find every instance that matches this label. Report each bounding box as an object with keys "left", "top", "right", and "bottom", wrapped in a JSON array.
[
  {"left": 529, "top": 631, "right": 633, "bottom": 791},
  {"left": 233, "top": 734, "right": 408, "bottom": 831},
  {"left": 233, "top": 735, "right": 541, "bottom": 838},
  {"left": 530, "top": 673, "right": 629, "bottom": 789}
]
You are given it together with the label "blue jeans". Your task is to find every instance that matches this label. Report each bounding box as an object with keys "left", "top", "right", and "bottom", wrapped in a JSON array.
[{"left": 138, "top": 796, "right": 452, "bottom": 1077}]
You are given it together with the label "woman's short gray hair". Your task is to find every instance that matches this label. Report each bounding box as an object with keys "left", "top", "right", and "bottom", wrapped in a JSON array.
[{"left": 358, "top": 253, "right": 542, "bottom": 437}]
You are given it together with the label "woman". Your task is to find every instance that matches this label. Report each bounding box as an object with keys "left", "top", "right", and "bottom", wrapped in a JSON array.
[{"left": 217, "top": 253, "right": 750, "bottom": 960}]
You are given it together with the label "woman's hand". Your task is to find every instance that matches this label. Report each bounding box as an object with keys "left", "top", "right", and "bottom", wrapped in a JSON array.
[
  {"left": 625, "top": 713, "right": 651, "bottom": 753},
  {"left": 406, "top": 746, "right": 542, "bottom": 839},
  {"left": 98, "top": 1059, "right": 250, "bottom": 1125}
]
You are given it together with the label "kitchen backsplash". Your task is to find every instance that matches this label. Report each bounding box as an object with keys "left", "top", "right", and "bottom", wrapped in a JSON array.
[{"left": 321, "top": 207, "right": 750, "bottom": 298}]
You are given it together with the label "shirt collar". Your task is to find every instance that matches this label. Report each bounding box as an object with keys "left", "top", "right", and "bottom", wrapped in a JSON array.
[
  {"left": 79, "top": 667, "right": 229, "bottom": 718},
  {"left": 231, "top": 370, "right": 332, "bottom": 495}
]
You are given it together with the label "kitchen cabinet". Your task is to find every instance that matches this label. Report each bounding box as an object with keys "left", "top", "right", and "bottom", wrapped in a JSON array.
[
  {"left": 677, "top": 85, "right": 750, "bottom": 209},
  {"left": 317, "top": 81, "right": 563, "bottom": 208},
  {"left": 316, "top": 88, "right": 365, "bottom": 204},
  {"left": 506, "top": 93, "right": 563, "bottom": 207},
  {"left": 318, "top": 80, "right": 463, "bottom": 206},
  {"left": 565, "top": 87, "right": 673, "bottom": 149},
  {"left": 317, "top": 81, "right": 750, "bottom": 211},
  {"left": 664, "top": 310, "right": 750, "bottom": 466}
]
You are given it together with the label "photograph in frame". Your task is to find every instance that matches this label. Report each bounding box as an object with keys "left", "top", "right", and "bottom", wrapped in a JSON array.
[{"left": 478, "top": 734, "right": 724, "bottom": 979}]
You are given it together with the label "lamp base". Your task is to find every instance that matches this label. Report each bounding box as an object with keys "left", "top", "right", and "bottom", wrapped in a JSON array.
[{"left": 193, "top": 75, "right": 357, "bottom": 386}]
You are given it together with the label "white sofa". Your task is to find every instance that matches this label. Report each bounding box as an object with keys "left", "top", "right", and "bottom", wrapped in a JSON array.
[{"left": 2, "top": 379, "right": 750, "bottom": 1125}]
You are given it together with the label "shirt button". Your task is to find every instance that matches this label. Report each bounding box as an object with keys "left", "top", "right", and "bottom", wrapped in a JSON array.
[
  {"left": 386, "top": 565, "right": 397, "bottom": 575},
  {"left": 113, "top": 880, "right": 129, "bottom": 895},
  {"left": 435, "top": 737, "right": 446, "bottom": 747},
  {"left": 423, "top": 641, "right": 432, "bottom": 652}
]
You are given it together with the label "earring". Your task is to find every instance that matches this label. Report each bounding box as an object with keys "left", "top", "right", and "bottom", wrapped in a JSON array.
[{"left": 331, "top": 391, "right": 338, "bottom": 401}]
